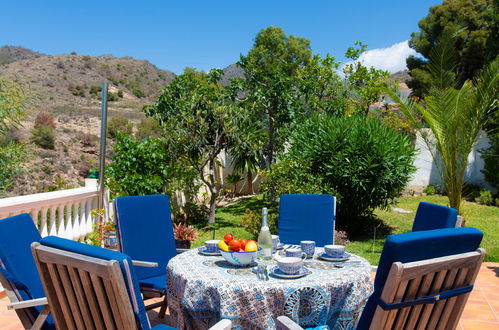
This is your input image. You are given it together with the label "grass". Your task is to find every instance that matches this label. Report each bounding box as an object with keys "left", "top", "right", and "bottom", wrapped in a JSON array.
[{"left": 193, "top": 195, "right": 499, "bottom": 264}]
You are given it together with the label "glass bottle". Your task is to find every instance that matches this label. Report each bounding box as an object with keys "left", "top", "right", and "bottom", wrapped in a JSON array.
[{"left": 257, "top": 207, "right": 273, "bottom": 260}]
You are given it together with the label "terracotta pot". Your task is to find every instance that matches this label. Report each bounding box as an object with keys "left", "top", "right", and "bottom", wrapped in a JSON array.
[{"left": 175, "top": 239, "right": 191, "bottom": 249}]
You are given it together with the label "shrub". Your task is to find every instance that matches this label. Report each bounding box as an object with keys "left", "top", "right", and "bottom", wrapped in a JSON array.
[
  {"left": 107, "top": 92, "right": 119, "bottom": 102},
  {"left": 78, "top": 161, "right": 93, "bottom": 177},
  {"left": 174, "top": 201, "right": 209, "bottom": 226},
  {"left": 89, "top": 85, "right": 102, "bottom": 95},
  {"left": 240, "top": 208, "right": 278, "bottom": 239},
  {"left": 475, "top": 190, "right": 494, "bottom": 206},
  {"left": 481, "top": 135, "right": 499, "bottom": 191},
  {"left": 262, "top": 115, "right": 416, "bottom": 226},
  {"left": 70, "top": 85, "right": 85, "bottom": 97},
  {"left": 135, "top": 118, "right": 162, "bottom": 140},
  {"left": 30, "top": 126, "right": 55, "bottom": 149},
  {"left": 117, "top": 90, "right": 124, "bottom": 98},
  {"left": 334, "top": 230, "right": 350, "bottom": 245},
  {"left": 423, "top": 185, "right": 437, "bottom": 196},
  {"left": 35, "top": 113, "right": 56, "bottom": 129},
  {"left": 107, "top": 116, "right": 133, "bottom": 138},
  {"left": 132, "top": 88, "right": 145, "bottom": 98},
  {"left": 81, "top": 133, "right": 97, "bottom": 147}
]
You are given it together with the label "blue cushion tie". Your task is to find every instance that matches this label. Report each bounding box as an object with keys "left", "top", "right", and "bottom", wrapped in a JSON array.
[{"left": 377, "top": 285, "right": 473, "bottom": 310}]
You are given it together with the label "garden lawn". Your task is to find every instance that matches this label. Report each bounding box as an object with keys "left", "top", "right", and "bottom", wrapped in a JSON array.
[{"left": 193, "top": 195, "right": 498, "bottom": 265}]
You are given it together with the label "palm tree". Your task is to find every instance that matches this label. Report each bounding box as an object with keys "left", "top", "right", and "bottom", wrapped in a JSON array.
[
  {"left": 389, "top": 29, "right": 498, "bottom": 214},
  {"left": 229, "top": 118, "right": 265, "bottom": 195}
]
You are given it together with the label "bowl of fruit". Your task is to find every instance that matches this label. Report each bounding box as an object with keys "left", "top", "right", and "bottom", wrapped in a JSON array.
[{"left": 218, "top": 233, "right": 260, "bottom": 266}]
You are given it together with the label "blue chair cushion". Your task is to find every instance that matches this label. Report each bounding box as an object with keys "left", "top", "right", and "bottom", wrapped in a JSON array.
[
  {"left": 0, "top": 214, "right": 44, "bottom": 300},
  {"left": 40, "top": 236, "right": 150, "bottom": 330},
  {"left": 152, "top": 325, "right": 177, "bottom": 329},
  {"left": 356, "top": 227, "right": 483, "bottom": 330},
  {"left": 139, "top": 274, "right": 167, "bottom": 294},
  {"left": 278, "top": 194, "right": 335, "bottom": 247},
  {"left": 412, "top": 202, "right": 458, "bottom": 231},
  {"left": 114, "top": 195, "right": 177, "bottom": 281}
]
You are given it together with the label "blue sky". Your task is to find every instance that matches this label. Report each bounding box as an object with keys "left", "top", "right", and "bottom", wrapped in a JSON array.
[{"left": 1, "top": 0, "right": 442, "bottom": 74}]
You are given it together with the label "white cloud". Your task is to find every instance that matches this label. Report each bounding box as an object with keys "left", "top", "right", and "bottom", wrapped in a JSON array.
[{"left": 344, "top": 40, "right": 417, "bottom": 73}]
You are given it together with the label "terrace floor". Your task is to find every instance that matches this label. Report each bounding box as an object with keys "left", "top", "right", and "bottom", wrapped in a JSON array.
[{"left": 1, "top": 262, "right": 497, "bottom": 329}]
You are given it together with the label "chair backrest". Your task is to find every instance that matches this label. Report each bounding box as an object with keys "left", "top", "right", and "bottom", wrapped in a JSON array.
[
  {"left": 357, "top": 227, "right": 483, "bottom": 330},
  {"left": 113, "top": 194, "right": 177, "bottom": 280},
  {"left": 370, "top": 248, "right": 484, "bottom": 330},
  {"left": 34, "top": 236, "right": 152, "bottom": 330},
  {"left": 0, "top": 214, "right": 44, "bottom": 328},
  {"left": 412, "top": 202, "right": 458, "bottom": 232},
  {"left": 278, "top": 194, "right": 336, "bottom": 246}
]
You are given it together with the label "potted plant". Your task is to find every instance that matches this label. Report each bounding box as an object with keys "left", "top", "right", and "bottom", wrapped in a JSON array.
[{"left": 173, "top": 222, "right": 198, "bottom": 249}]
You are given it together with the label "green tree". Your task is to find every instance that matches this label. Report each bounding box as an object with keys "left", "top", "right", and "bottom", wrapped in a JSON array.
[
  {"left": 343, "top": 41, "right": 391, "bottom": 115},
  {"left": 0, "top": 80, "right": 29, "bottom": 193},
  {"left": 144, "top": 69, "right": 241, "bottom": 224},
  {"left": 297, "top": 54, "right": 349, "bottom": 116},
  {"left": 237, "top": 26, "right": 312, "bottom": 169},
  {"left": 407, "top": 0, "right": 498, "bottom": 97},
  {"left": 390, "top": 30, "right": 499, "bottom": 214},
  {"left": 106, "top": 134, "right": 195, "bottom": 198}
]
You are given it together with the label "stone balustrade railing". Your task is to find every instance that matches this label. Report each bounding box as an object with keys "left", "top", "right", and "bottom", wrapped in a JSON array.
[{"left": 0, "top": 179, "right": 108, "bottom": 241}]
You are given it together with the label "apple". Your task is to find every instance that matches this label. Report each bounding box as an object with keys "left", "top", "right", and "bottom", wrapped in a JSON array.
[
  {"left": 229, "top": 239, "right": 241, "bottom": 251},
  {"left": 224, "top": 233, "right": 234, "bottom": 244}
]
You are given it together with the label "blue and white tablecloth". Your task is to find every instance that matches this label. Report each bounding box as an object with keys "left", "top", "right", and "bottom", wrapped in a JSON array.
[{"left": 166, "top": 248, "right": 373, "bottom": 330}]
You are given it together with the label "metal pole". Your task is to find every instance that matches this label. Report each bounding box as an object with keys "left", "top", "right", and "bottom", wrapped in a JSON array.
[{"left": 97, "top": 82, "right": 108, "bottom": 214}]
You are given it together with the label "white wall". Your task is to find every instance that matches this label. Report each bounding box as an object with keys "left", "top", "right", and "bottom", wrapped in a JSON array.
[{"left": 408, "top": 130, "right": 493, "bottom": 190}]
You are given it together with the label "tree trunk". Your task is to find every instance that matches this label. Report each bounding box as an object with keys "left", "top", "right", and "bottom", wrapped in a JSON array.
[
  {"left": 207, "top": 158, "right": 218, "bottom": 224},
  {"left": 247, "top": 170, "right": 253, "bottom": 195}
]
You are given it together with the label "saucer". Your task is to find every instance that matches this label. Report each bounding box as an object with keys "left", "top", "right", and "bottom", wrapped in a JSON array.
[
  {"left": 276, "top": 243, "right": 284, "bottom": 250},
  {"left": 269, "top": 266, "right": 310, "bottom": 279},
  {"left": 198, "top": 247, "right": 221, "bottom": 256},
  {"left": 318, "top": 251, "right": 351, "bottom": 262}
]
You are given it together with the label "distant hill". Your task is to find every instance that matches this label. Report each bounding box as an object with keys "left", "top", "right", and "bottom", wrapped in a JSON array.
[
  {"left": 390, "top": 70, "right": 410, "bottom": 84},
  {"left": 221, "top": 63, "right": 244, "bottom": 86},
  {"left": 0, "top": 49, "right": 176, "bottom": 112},
  {"left": 0, "top": 45, "right": 43, "bottom": 65}
]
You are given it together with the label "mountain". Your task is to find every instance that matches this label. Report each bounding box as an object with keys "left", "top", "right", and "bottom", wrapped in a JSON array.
[
  {"left": 389, "top": 70, "right": 410, "bottom": 84},
  {"left": 0, "top": 51, "right": 176, "bottom": 111},
  {"left": 221, "top": 63, "right": 244, "bottom": 86},
  {"left": 0, "top": 47, "right": 177, "bottom": 197},
  {"left": 0, "top": 45, "right": 43, "bottom": 65}
]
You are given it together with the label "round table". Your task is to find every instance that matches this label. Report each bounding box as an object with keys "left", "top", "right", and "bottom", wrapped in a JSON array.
[{"left": 166, "top": 248, "right": 372, "bottom": 329}]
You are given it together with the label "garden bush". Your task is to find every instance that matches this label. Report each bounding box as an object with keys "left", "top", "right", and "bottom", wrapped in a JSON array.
[
  {"left": 107, "top": 116, "right": 133, "bottom": 139},
  {"left": 135, "top": 118, "right": 162, "bottom": 140},
  {"left": 31, "top": 125, "right": 55, "bottom": 149},
  {"left": 475, "top": 190, "right": 494, "bottom": 206},
  {"left": 174, "top": 201, "right": 210, "bottom": 226},
  {"left": 240, "top": 208, "right": 278, "bottom": 238},
  {"left": 423, "top": 185, "right": 437, "bottom": 195},
  {"left": 262, "top": 115, "right": 416, "bottom": 227},
  {"left": 481, "top": 135, "right": 499, "bottom": 191}
]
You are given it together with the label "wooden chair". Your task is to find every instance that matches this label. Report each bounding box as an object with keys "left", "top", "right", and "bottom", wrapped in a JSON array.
[
  {"left": 276, "top": 227, "right": 484, "bottom": 330},
  {"left": 31, "top": 237, "right": 232, "bottom": 330}
]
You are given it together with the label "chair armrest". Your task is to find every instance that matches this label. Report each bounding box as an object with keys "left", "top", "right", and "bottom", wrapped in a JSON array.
[
  {"left": 7, "top": 297, "right": 48, "bottom": 310},
  {"left": 209, "top": 319, "right": 232, "bottom": 330},
  {"left": 132, "top": 260, "right": 158, "bottom": 267},
  {"left": 276, "top": 316, "right": 304, "bottom": 330},
  {"left": 176, "top": 248, "right": 189, "bottom": 254}
]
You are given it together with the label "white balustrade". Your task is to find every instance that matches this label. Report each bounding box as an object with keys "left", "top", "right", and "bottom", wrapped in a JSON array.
[{"left": 0, "top": 179, "right": 108, "bottom": 241}]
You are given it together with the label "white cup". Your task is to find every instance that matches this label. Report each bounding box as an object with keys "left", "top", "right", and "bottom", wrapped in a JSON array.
[
  {"left": 272, "top": 235, "right": 280, "bottom": 252},
  {"left": 205, "top": 240, "right": 220, "bottom": 253},
  {"left": 324, "top": 245, "right": 345, "bottom": 258},
  {"left": 277, "top": 257, "right": 303, "bottom": 274}
]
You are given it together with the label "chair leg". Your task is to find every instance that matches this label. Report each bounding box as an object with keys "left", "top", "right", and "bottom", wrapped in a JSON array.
[{"left": 158, "top": 296, "right": 168, "bottom": 319}]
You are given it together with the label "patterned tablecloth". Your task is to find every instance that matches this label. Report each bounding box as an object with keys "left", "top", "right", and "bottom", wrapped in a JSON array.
[{"left": 166, "top": 248, "right": 373, "bottom": 330}]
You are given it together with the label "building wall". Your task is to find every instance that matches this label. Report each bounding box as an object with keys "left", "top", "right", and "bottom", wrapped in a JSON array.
[{"left": 407, "top": 130, "right": 492, "bottom": 191}]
